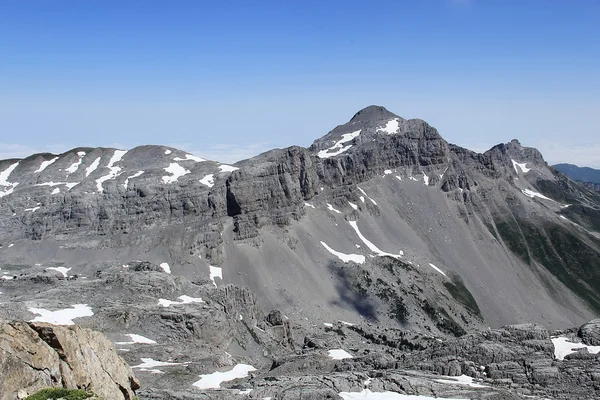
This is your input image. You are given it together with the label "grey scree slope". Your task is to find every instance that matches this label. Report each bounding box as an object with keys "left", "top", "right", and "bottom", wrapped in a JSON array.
[{"left": 1, "top": 105, "right": 600, "bottom": 399}]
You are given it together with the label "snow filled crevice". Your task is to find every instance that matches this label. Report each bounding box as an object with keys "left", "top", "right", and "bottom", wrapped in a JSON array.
[
  {"left": 34, "top": 157, "right": 59, "bottom": 173},
  {"left": 96, "top": 150, "right": 127, "bottom": 192},
  {"left": 193, "top": 364, "right": 256, "bottom": 389}
]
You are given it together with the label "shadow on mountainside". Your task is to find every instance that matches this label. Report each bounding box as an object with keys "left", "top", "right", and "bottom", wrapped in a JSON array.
[{"left": 327, "top": 260, "right": 378, "bottom": 321}]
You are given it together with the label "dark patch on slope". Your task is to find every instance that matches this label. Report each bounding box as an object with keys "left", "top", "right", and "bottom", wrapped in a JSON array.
[
  {"left": 327, "top": 261, "right": 378, "bottom": 321},
  {"left": 559, "top": 205, "right": 600, "bottom": 233},
  {"left": 444, "top": 274, "right": 482, "bottom": 318},
  {"left": 495, "top": 215, "right": 600, "bottom": 313}
]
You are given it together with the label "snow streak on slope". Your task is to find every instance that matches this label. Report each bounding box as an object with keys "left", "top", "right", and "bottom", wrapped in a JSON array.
[
  {"left": 96, "top": 150, "right": 127, "bottom": 192},
  {"left": 123, "top": 171, "right": 144, "bottom": 189},
  {"left": 512, "top": 159, "right": 531, "bottom": 174},
  {"left": 348, "top": 221, "right": 403, "bottom": 259},
  {"left": 162, "top": 163, "right": 190, "bottom": 184},
  {"left": 328, "top": 349, "right": 354, "bottom": 360},
  {"left": 66, "top": 151, "right": 86, "bottom": 174},
  {"left": 193, "top": 364, "right": 257, "bottom": 389},
  {"left": 116, "top": 334, "right": 157, "bottom": 345},
  {"left": 339, "top": 390, "right": 468, "bottom": 400},
  {"left": 357, "top": 187, "right": 377, "bottom": 205},
  {"left": 321, "top": 241, "right": 365, "bottom": 264},
  {"left": 34, "top": 157, "right": 59, "bottom": 173},
  {"left": 46, "top": 267, "right": 71, "bottom": 277},
  {"left": 327, "top": 203, "right": 342, "bottom": 214},
  {"left": 521, "top": 189, "right": 552, "bottom": 201},
  {"left": 209, "top": 265, "right": 222, "bottom": 287},
  {"left": 159, "top": 263, "right": 171, "bottom": 274},
  {"left": 428, "top": 263, "right": 447, "bottom": 277},
  {"left": 434, "top": 375, "right": 488, "bottom": 388},
  {"left": 317, "top": 130, "right": 361, "bottom": 158},
  {"left": 158, "top": 295, "right": 204, "bottom": 307},
  {"left": 219, "top": 164, "right": 239, "bottom": 172},
  {"left": 377, "top": 118, "right": 400, "bottom": 135},
  {"left": 85, "top": 157, "right": 101, "bottom": 177}
]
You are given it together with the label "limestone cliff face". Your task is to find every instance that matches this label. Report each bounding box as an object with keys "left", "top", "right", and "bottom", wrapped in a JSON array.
[{"left": 0, "top": 321, "right": 139, "bottom": 400}]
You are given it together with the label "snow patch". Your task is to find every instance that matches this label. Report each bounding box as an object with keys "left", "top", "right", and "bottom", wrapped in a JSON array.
[
  {"left": 357, "top": 187, "right": 377, "bottom": 205},
  {"left": 159, "top": 263, "right": 171, "bottom": 274},
  {"left": 512, "top": 159, "right": 531, "bottom": 174},
  {"left": 317, "top": 130, "right": 361, "bottom": 158},
  {"left": 327, "top": 203, "right": 342, "bottom": 214},
  {"left": 384, "top": 170, "right": 392, "bottom": 175},
  {"left": 164, "top": 149, "right": 172, "bottom": 155},
  {"left": 199, "top": 174, "right": 215, "bottom": 188},
  {"left": 162, "top": 163, "right": 190, "bottom": 184},
  {"left": 395, "top": 176, "right": 402, "bottom": 181},
  {"left": 0, "top": 162, "right": 20, "bottom": 198},
  {"left": 174, "top": 154, "right": 206, "bottom": 162},
  {"left": 428, "top": 263, "right": 447, "bottom": 277},
  {"left": 28, "top": 304, "right": 94, "bottom": 325},
  {"left": 321, "top": 241, "right": 365, "bottom": 264},
  {"left": 521, "top": 189, "right": 552, "bottom": 201},
  {"left": 51, "top": 188, "right": 60, "bottom": 195},
  {"left": 24, "top": 206, "right": 40, "bottom": 213},
  {"left": 34, "top": 157, "right": 59, "bottom": 173},
  {"left": 116, "top": 334, "right": 157, "bottom": 345},
  {"left": 193, "top": 364, "right": 256, "bottom": 389},
  {"left": 132, "top": 358, "right": 183, "bottom": 374},
  {"left": 324, "top": 322, "right": 334, "bottom": 327},
  {"left": 209, "top": 265, "right": 222, "bottom": 287},
  {"left": 551, "top": 337, "right": 600, "bottom": 360},
  {"left": 96, "top": 150, "right": 127, "bottom": 192},
  {"left": 434, "top": 374, "right": 488, "bottom": 388},
  {"left": 349, "top": 221, "right": 403, "bottom": 259},
  {"left": 328, "top": 349, "right": 353, "bottom": 360},
  {"left": 219, "top": 164, "right": 239, "bottom": 172},
  {"left": 158, "top": 295, "right": 204, "bottom": 307},
  {"left": 348, "top": 201, "right": 358, "bottom": 210},
  {"left": 66, "top": 152, "right": 85, "bottom": 174},
  {"left": 46, "top": 267, "right": 71, "bottom": 277},
  {"left": 123, "top": 171, "right": 144, "bottom": 189},
  {"left": 423, "top": 175, "right": 429, "bottom": 186},
  {"left": 304, "top": 202, "right": 316, "bottom": 209},
  {"left": 377, "top": 118, "right": 400, "bottom": 135},
  {"left": 85, "top": 157, "right": 101, "bottom": 177}
]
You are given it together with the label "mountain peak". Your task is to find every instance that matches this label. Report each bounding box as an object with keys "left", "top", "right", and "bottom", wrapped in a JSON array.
[{"left": 349, "top": 105, "right": 399, "bottom": 123}]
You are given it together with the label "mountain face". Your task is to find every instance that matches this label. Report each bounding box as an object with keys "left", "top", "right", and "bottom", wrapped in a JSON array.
[{"left": 1, "top": 105, "right": 600, "bottom": 399}]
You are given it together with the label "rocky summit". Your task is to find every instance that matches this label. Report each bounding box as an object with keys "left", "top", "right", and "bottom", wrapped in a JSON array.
[{"left": 1, "top": 105, "right": 599, "bottom": 399}]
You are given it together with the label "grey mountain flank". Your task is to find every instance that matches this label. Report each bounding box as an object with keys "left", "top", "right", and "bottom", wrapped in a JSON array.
[{"left": 1, "top": 105, "right": 600, "bottom": 399}]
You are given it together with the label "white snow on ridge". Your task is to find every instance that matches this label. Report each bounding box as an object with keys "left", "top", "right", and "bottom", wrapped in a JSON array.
[
  {"left": 428, "top": 263, "right": 447, "bottom": 277},
  {"left": 328, "top": 349, "right": 354, "bottom": 360},
  {"left": 123, "top": 171, "right": 144, "bottom": 189},
  {"left": 339, "top": 389, "right": 468, "bottom": 400},
  {"left": 164, "top": 149, "right": 172, "bottom": 155},
  {"left": 377, "top": 118, "right": 400, "bottom": 135},
  {"left": 85, "top": 157, "right": 101, "bottom": 177},
  {"left": 193, "top": 364, "right": 256, "bottom": 389},
  {"left": 174, "top": 154, "right": 206, "bottom": 162},
  {"left": 219, "top": 164, "right": 239, "bottom": 172},
  {"left": 199, "top": 174, "right": 215, "bottom": 188},
  {"left": 321, "top": 241, "right": 365, "bottom": 264},
  {"left": 158, "top": 295, "right": 204, "bottom": 307},
  {"left": 34, "top": 157, "right": 59, "bottom": 173},
  {"left": 521, "top": 189, "right": 552, "bottom": 201},
  {"left": 357, "top": 187, "right": 377, "bottom": 205},
  {"left": 66, "top": 152, "right": 85, "bottom": 174},
  {"left": 28, "top": 304, "right": 94, "bottom": 325},
  {"left": 162, "top": 163, "right": 190, "bottom": 184},
  {"left": 551, "top": 337, "right": 600, "bottom": 360},
  {"left": 159, "top": 263, "right": 171, "bottom": 274},
  {"left": 209, "top": 265, "right": 222, "bottom": 287},
  {"left": 511, "top": 159, "right": 531, "bottom": 174},
  {"left": 46, "top": 266, "right": 71, "bottom": 277},
  {"left": 349, "top": 221, "right": 403, "bottom": 260},
  {"left": 96, "top": 150, "right": 128, "bottom": 192},
  {"left": 317, "top": 130, "right": 361, "bottom": 159},
  {"left": 327, "top": 203, "right": 342, "bottom": 214}
]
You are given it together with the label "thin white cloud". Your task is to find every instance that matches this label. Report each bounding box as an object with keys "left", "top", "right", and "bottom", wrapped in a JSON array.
[
  {"left": 0, "top": 143, "right": 73, "bottom": 160},
  {"left": 170, "top": 142, "right": 272, "bottom": 164}
]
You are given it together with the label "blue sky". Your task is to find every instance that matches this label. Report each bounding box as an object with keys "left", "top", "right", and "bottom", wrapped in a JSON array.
[{"left": 1, "top": 0, "right": 599, "bottom": 166}]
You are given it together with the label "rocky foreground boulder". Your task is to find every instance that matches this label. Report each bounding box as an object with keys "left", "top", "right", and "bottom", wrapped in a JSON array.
[{"left": 0, "top": 320, "right": 139, "bottom": 400}]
